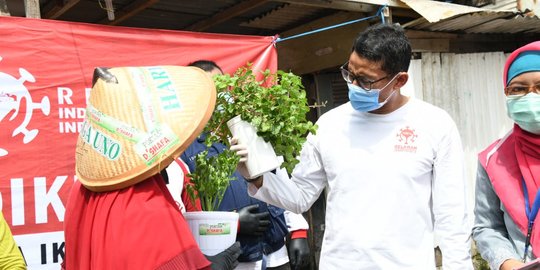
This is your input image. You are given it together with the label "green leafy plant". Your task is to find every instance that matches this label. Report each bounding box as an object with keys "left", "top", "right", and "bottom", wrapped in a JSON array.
[
  {"left": 207, "top": 65, "right": 318, "bottom": 174},
  {"left": 187, "top": 65, "right": 318, "bottom": 211},
  {"left": 185, "top": 147, "right": 239, "bottom": 211}
]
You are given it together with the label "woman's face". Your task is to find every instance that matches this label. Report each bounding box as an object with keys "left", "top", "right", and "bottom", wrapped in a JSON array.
[{"left": 505, "top": 71, "right": 540, "bottom": 96}]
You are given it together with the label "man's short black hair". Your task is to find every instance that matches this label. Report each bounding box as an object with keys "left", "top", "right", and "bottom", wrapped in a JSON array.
[
  {"left": 188, "top": 60, "right": 223, "bottom": 74},
  {"left": 352, "top": 24, "right": 412, "bottom": 76}
]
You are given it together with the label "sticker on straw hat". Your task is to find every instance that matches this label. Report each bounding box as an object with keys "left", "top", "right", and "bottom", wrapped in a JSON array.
[
  {"left": 134, "top": 124, "right": 179, "bottom": 166},
  {"left": 87, "top": 105, "right": 145, "bottom": 143},
  {"left": 146, "top": 66, "right": 182, "bottom": 111},
  {"left": 132, "top": 66, "right": 182, "bottom": 121},
  {"left": 80, "top": 120, "right": 122, "bottom": 160},
  {"left": 131, "top": 67, "right": 158, "bottom": 129}
]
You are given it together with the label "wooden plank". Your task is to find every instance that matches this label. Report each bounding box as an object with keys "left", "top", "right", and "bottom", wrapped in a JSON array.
[
  {"left": 406, "top": 30, "right": 539, "bottom": 53},
  {"left": 0, "top": 0, "right": 10, "bottom": 16},
  {"left": 345, "top": 0, "right": 409, "bottom": 9},
  {"left": 382, "top": 6, "right": 392, "bottom": 24},
  {"left": 409, "top": 39, "right": 450, "bottom": 52},
  {"left": 275, "top": 0, "right": 376, "bottom": 13},
  {"left": 406, "top": 29, "right": 458, "bottom": 39},
  {"left": 44, "top": 0, "right": 80, "bottom": 19},
  {"left": 390, "top": 7, "right": 419, "bottom": 18},
  {"left": 98, "top": 0, "right": 159, "bottom": 25},
  {"left": 186, "top": 0, "right": 268, "bottom": 31},
  {"left": 277, "top": 0, "right": 418, "bottom": 18},
  {"left": 24, "top": 0, "right": 40, "bottom": 18}
]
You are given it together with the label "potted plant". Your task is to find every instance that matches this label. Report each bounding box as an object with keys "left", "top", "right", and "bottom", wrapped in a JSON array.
[
  {"left": 183, "top": 148, "right": 240, "bottom": 256},
  {"left": 183, "top": 64, "right": 318, "bottom": 255}
]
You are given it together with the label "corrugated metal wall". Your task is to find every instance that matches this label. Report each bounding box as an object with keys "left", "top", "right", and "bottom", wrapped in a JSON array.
[{"left": 408, "top": 52, "right": 514, "bottom": 216}]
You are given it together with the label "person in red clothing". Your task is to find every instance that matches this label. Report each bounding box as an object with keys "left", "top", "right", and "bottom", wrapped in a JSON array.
[
  {"left": 63, "top": 175, "right": 242, "bottom": 270},
  {"left": 63, "top": 66, "right": 241, "bottom": 270}
]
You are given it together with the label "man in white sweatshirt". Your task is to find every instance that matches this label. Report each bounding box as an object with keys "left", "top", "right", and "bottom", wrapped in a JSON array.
[{"left": 231, "top": 23, "right": 473, "bottom": 270}]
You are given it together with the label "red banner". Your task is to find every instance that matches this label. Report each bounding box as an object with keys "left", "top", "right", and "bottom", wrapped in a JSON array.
[{"left": 0, "top": 16, "right": 277, "bottom": 268}]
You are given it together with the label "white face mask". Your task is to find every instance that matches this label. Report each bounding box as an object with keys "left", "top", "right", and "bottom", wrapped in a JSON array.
[{"left": 507, "top": 93, "right": 540, "bottom": 134}]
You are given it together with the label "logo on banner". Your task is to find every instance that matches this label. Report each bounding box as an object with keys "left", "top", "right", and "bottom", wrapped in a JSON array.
[
  {"left": 394, "top": 126, "right": 418, "bottom": 153},
  {"left": 0, "top": 56, "right": 50, "bottom": 157}
]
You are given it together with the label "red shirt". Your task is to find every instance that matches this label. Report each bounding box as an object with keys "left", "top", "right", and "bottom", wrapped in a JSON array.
[{"left": 63, "top": 175, "right": 211, "bottom": 270}]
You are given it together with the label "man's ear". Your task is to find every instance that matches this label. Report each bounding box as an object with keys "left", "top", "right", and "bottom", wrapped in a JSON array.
[{"left": 394, "top": 72, "right": 409, "bottom": 89}]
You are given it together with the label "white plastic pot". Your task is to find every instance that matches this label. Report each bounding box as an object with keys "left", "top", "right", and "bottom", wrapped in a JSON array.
[
  {"left": 183, "top": 211, "right": 239, "bottom": 256},
  {"left": 227, "top": 115, "right": 281, "bottom": 179}
]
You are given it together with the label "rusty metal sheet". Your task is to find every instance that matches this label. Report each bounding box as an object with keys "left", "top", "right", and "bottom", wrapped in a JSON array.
[{"left": 401, "top": 0, "right": 540, "bottom": 34}]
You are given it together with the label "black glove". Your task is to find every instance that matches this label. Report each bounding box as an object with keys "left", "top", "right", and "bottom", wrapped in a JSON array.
[
  {"left": 288, "top": 238, "right": 310, "bottom": 270},
  {"left": 238, "top": 204, "right": 270, "bottom": 236},
  {"left": 205, "top": 242, "right": 242, "bottom": 270}
]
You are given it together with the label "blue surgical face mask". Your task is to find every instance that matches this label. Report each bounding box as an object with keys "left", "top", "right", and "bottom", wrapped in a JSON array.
[
  {"left": 348, "top": 75, "right": 398, "bottom": 112},
  {"left": 506, "top": 93, "right": 540, "bottom": 134}
]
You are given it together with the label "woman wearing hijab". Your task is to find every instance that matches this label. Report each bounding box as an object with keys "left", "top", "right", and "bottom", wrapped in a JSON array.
[{"left": 473, "top": 41, "right": 540, "bottom": 270}]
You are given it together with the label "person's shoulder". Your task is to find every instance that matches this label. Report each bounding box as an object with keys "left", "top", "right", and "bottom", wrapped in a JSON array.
[
  {"left": 410, "top": 98, "right": 447, "bottom": 114},
  {"left": 479, "top": 129, "right": 514, "bottom": 163},
  {"left": 182, "top": 139, "right": 207, "bottom": 158},
  {"left": 409, "top": 98, "right": 454, "bottom": 122}
]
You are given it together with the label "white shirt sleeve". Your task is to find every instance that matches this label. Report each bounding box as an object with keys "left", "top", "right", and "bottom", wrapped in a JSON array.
[
  {"left": 248, "top": 134, "right": 327, "bottom": 214},
  {"left": 432, "top": 120, "right": 474, "bottom": 270},
  {"left": 284, "top": 210, "right": 309, "bottom": 231}
]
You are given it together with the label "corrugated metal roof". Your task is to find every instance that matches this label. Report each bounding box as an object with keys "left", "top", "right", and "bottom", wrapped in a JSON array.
[
  {"left": 8, "top": 0, "right": 538, "bottom": 37},
  {"left": 402, "top": 0, "right": 540, "bottom": 34},
  {"left": 240, "top": 3, "right": 329, "bottom": 30},
  {"left": 483, "top": 0, "right": 518, "bottom": 11}
]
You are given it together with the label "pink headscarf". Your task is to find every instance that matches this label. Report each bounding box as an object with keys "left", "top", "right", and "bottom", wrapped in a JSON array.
[{"left": 503, "top": 41, "right": 540, "bottom": 87}]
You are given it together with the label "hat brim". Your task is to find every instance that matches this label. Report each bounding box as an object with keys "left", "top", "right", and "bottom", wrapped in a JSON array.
[{"left": 75, "top": 66, "right": 216, "bottom": 192}]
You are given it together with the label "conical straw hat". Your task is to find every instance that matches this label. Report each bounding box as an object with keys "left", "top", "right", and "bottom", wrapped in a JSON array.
[{"left": 75, "top": 66, "right": 215, "bottom": 192}]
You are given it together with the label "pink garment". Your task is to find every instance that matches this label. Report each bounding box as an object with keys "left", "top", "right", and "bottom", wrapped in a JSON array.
[{"left": 479, "top": 125, "right": 540, "bottom": 257}]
